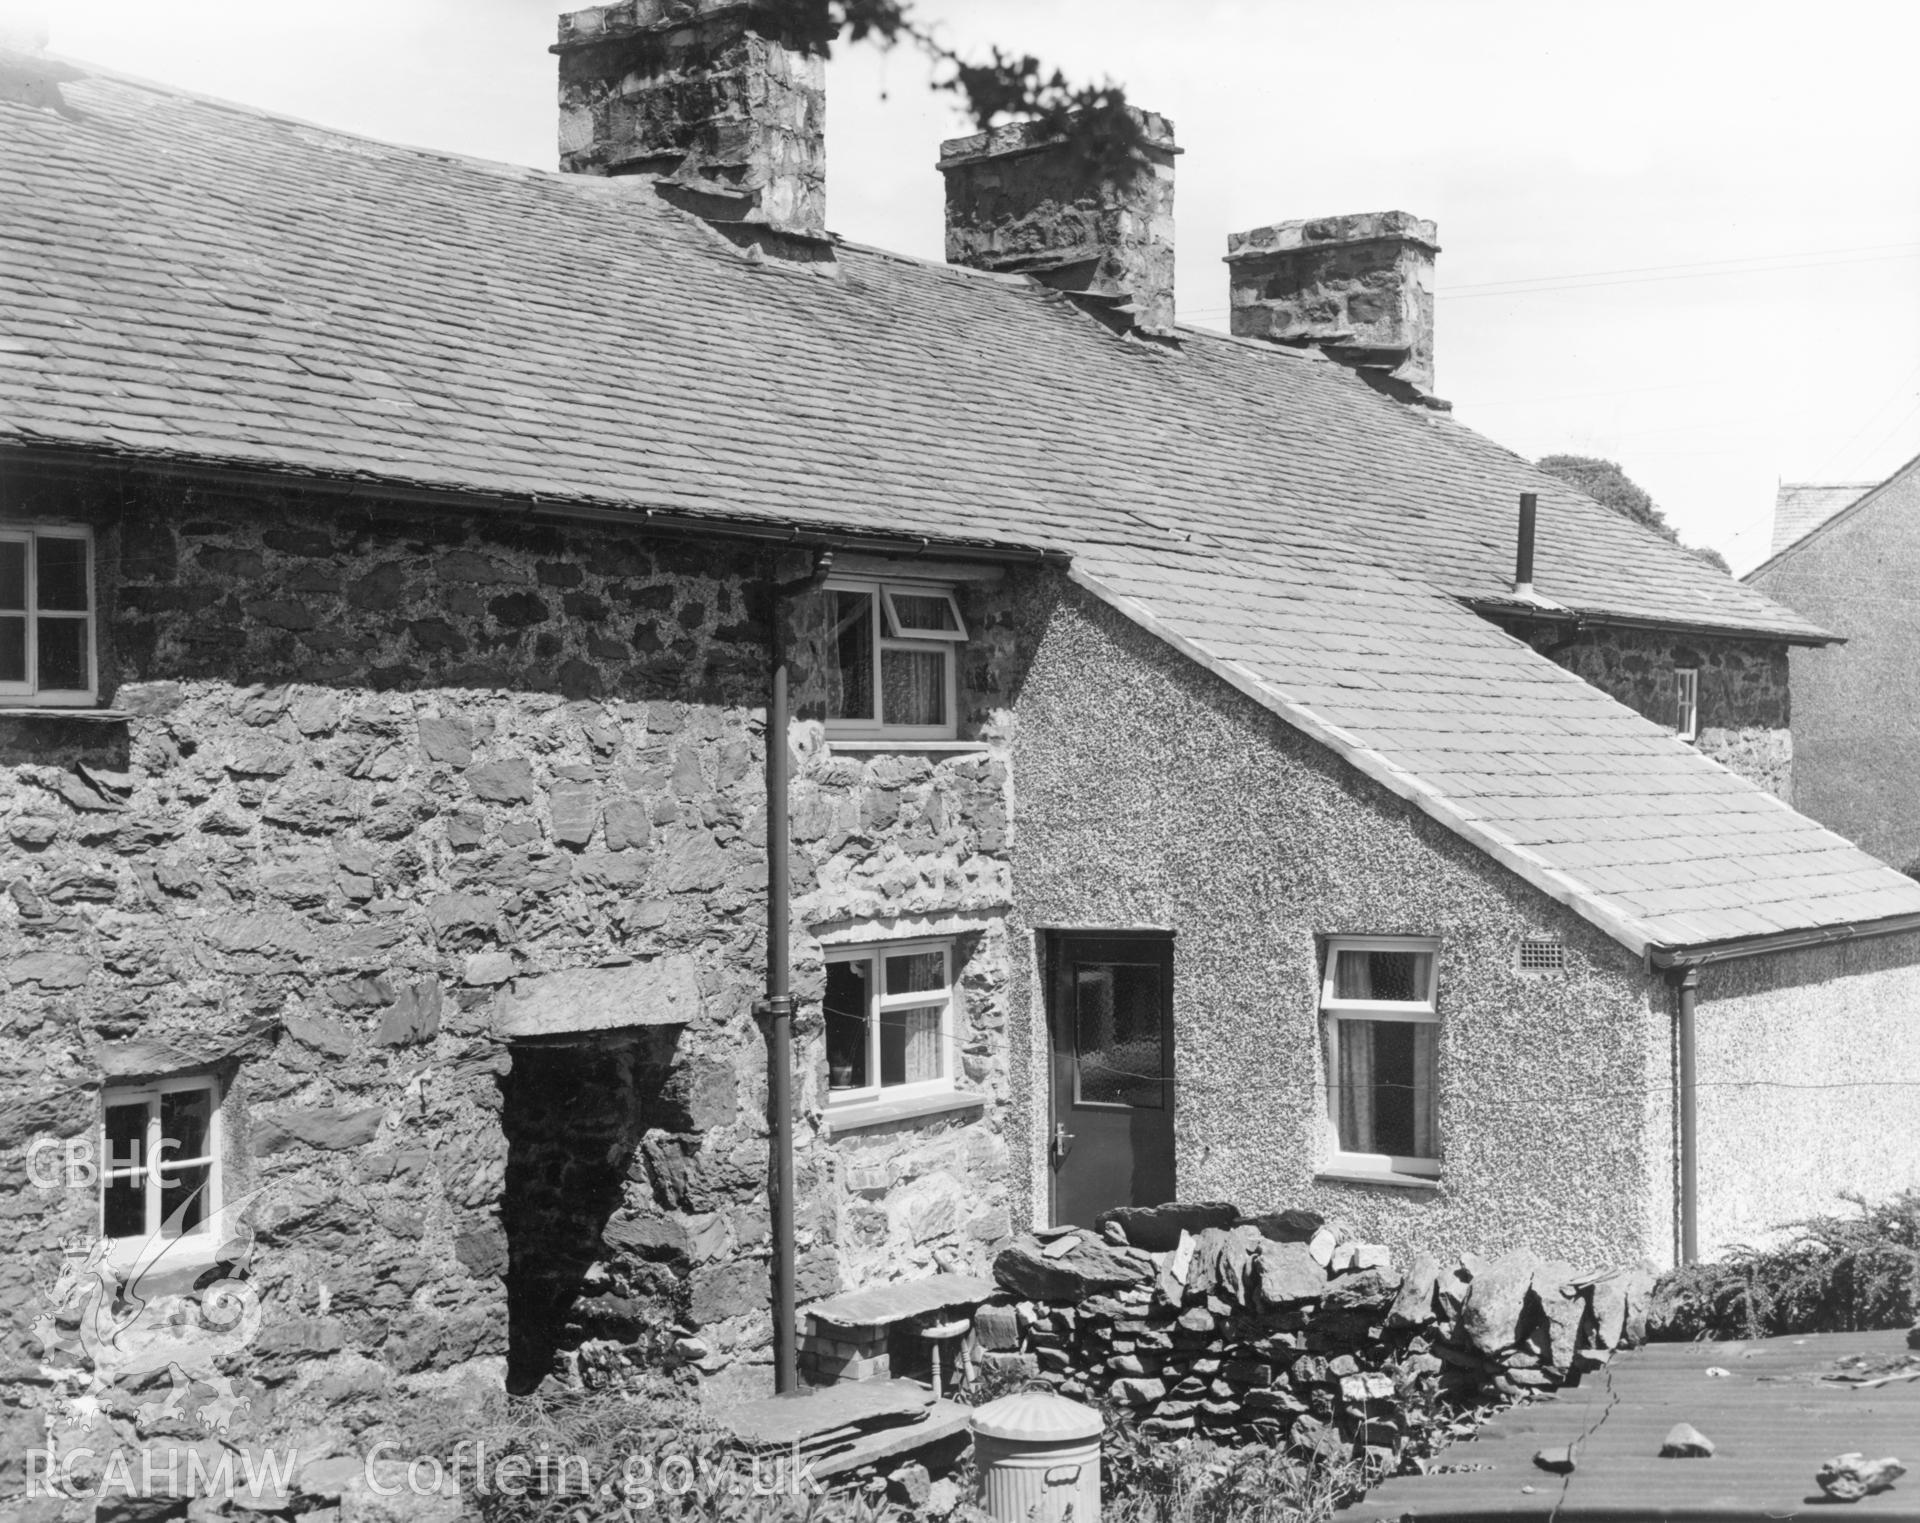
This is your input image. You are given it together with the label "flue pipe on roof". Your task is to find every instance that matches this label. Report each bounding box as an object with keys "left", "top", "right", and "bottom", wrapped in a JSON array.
[
  {"left": 1670, "top": 965, "right": 1700, "bottom": 1264},
  {"left": 1514, "top": 493, "right": 1538, "bottom": 596}
]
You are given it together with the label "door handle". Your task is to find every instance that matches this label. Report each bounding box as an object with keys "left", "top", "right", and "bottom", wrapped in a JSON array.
[{"left": 1053, "top": 1123, "right": 1074, "bottom": 1161}]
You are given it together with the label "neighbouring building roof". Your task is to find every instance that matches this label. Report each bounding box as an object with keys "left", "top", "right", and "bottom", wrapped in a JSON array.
[
  {"left": 1769, "top": 480, "right": 1879, "bottom": 556},
  {"left": 1746, "top": 453, "right": 1920, "bottom": 580},
  {"left": 5, "top": 52, "right": 1917, "bottom": 958}
]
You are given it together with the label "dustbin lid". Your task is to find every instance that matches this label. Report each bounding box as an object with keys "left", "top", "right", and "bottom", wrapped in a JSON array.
[{"left": 970, "top": 1389, "right": 1104, "bottom": 1443}]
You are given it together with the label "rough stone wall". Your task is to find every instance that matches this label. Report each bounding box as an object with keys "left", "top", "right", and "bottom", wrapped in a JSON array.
[
  {"left": 0, "top": 470, "right": 1019, "bottom": 1484},
  {"left": 1749, "top": 462, "right": 1920, "bottom": 870},
  {"left": 1507, "top": 622, "right": 1792, "bottom": 800},
  {"left": 1006, "top": 576, "right": 1665, "bottom": 1271},
  {"left": 1691, "top": 932, "right": 1920, "bottom": 1254}
]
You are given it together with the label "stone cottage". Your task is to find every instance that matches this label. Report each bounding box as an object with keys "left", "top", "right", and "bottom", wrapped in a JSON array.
[
  {"left": 1747, "top": 452, "right": 1920, "bottom": 870},
  {"left": 4, "top": 3, "right": 1920, "bottom": 1451}
]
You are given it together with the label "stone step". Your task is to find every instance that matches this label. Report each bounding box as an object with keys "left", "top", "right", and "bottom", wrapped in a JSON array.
[
  {"left": 728, "top": 1378, "right": 936, "bottom": 1453},
  {"left": 804, "top": 1273, "right": 998, "bottom": 1332},
  {"left": 810, "top": 1398, "right": 973, "bottom": 1480}
]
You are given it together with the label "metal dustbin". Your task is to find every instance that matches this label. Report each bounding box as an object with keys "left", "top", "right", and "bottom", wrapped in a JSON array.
[{"left": 971, "top": 1389, "right": 1103, "bottom": 1523}]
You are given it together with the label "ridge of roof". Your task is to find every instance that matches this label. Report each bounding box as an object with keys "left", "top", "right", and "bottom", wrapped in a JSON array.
[
  {"left": 1745, "top": 449, "right": 1920, "bottom": 581},
  {"left": 0, "top": 47, "right": 1830, "bottom": 644},
  {"left": 5, "top": 52, "right": 1914, "bottom": 955}
]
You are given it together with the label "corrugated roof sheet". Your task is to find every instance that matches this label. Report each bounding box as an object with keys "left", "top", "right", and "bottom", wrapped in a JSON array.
[
  {"left": 4, "top": 52, "right": 1916, "bottom": 955},
  {"left": 1355, "top": 1330, "right": 1920, "bottom": 1521}
]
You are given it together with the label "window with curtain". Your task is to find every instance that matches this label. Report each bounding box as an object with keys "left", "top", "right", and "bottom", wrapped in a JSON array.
[
  {"left": 822, "top": 579, "right": 966, "bottom": 740},
  {"left": 823, "top": 939, "right": 955, "bottom": 1105},
  {"left": 1321, "top": 939, "right": 1441, "bottom": 1178}
]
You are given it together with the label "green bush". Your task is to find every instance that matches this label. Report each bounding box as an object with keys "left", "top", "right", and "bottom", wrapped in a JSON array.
[
  {"left": 1098, "top": 1417, "right": 1368, "bottom": 1523},
  {"left": 1653, "top": 1189, "right": 1920, "bottom": 1341}
]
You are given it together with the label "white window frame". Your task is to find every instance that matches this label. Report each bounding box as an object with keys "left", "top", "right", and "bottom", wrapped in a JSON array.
[
  {"left": 823, "top": 937, "right": 956, "bottom": 1108},
  {"left": 0, "top": 524, "right": 98, "bottom": 706},
  {"left": 1674, "top": 668, "right": 1699, "bottom": 742},
  {"left": 1320, "top": 936, "right": 1442, "bottom": 1180},
  {"left": 823, "top": 577, "right": 965, "bottom": 742},
  {"left": 100, "top": 1075, "right": 223, "bottom": 1258}
]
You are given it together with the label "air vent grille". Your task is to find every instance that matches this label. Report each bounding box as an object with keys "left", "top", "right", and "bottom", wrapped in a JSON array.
[{"left": 1518, "top": 936, "right": 1566, "bottom": 972}]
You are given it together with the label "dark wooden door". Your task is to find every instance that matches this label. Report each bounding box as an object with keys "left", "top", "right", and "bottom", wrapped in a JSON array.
[{"left": 1047, "top": 933, "right": 1175, "bottom": 1227}]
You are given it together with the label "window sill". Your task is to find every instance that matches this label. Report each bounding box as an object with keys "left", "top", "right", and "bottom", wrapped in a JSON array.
[
  {"left": 105, "top": 1232, "right": 229, "bottom": 1292},
  {"left": 825, "top": 1088, "right": 986, "bottom": 1137},
  {"left": 0, "top": 707, "right": 127, "bottom": 721},
  {"left": 827, "top": 741, "right": 990, "bottom": 755},
  {"left": 1314, "top": 1168, "right": 1442, "bottom": 1191}
]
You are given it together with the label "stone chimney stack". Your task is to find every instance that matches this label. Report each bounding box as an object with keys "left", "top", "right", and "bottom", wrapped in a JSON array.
[
  {"left": 554, "top": 1, "right": 827, "bottom": 252},
  {"left": 937, "top": 111, "right": 1180, "bottom": 336},
  {"left": 1225, "top": 212, "right": 1439, "bottom": 394}
]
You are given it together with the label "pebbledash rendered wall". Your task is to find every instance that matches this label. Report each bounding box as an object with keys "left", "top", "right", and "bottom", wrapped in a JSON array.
[
  {"left": 1748, "top": 461, "right": 1920, "bottom": 871},
  {"left": 1507, "top": 622, "right": 1793, "bottom": 801},
  {"left": 1689, "top": 932, "right": 1920, "bottom": 1251},
  {"left": 1003, "top": 577, "right": 1671, "bottom": 1270},
  {"left": 0, "top": 468, "right": 1019, "bottom": 1479}
]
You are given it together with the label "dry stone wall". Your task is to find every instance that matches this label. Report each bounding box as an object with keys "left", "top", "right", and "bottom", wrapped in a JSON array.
[
  {"left": 0, "top": 470, "right": 1018, "bottom": 1488},
  {"left": 980, "top": 1206, "right": 1659, "bottom": 1467}
]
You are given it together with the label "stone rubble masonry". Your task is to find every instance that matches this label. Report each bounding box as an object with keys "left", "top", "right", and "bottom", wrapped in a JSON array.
[
  {"left": 1226, "top": 212, "right": 1440, "bottom": 394},
  {"left": 555, "top": 0, "right": 828, "bottom": 240},
  {"left": 938, "top": 110, "right": 1180, "bottom": 336},
  {"left": 1511, "top": 622, "right": 1792, "bottom": 800},
  {"left": 985, "top": 1216, "right": 1658, "bottom": 1462},
  {"left": 0, "top": 467, "right": 1016, "bottom": 1475}
]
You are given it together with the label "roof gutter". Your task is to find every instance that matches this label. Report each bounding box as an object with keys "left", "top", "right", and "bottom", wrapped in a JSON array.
[
  {"left": 1647, "top": 910, "right": 1920, "bottom": 970},
  {"left": 0, "top": 441, "right": 1071, "bottom": 569},
  {"left": 1464, "top": 595, "right": 1840, "bottom": 649}
]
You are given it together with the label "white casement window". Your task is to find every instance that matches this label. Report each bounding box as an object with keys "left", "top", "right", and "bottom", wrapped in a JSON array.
[
  {"left": 1674, "top": 668, "right": 1699, "bottom": 742},
  {"left": 0, "top": 525, "right": 97, "bottom": 706},
  {"left": 823, "top": 578, "right": 966, "bottom": 741},
  {"left": 823, "top": 939, "right": 955, "bottom": 1105},
  {"left": 1321, "top": 937, "right": 1441, "bottom": 1179},
  {"left": 101, "top": 1076, "right": 222, "bottom": 1246}
]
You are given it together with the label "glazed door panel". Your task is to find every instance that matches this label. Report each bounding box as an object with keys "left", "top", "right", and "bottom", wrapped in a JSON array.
[{"left": 1047, "top": 933, "right": 1175, "bottom": 1227}]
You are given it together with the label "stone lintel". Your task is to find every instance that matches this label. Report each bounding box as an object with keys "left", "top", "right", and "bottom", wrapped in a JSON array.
[{"left": 494, "top": 954, "right": 701, "bottom": 1038}]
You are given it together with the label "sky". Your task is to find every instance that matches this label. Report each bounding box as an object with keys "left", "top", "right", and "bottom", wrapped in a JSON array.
[{"left": 16, "top": 0, "right": 1920, "bottom": 573}]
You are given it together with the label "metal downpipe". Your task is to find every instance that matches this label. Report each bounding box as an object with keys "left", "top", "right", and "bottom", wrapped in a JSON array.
[
  {"left": 761, "top": 549, "right": 832, "bottom": 1394},
  {"left": 1672, "top": 965, "right": 1700, "bottom": 1265}
]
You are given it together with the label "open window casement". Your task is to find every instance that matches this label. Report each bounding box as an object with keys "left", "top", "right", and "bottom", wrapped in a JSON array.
[
  {"left": 0, "top": 525, "right": 98, "bottom": 706},
  {"left": 824, "top": 579, "right": 966, "bottom": 740},
  {"left": 1320, "top": 937, "right": 1441, "bottom": 1180}
]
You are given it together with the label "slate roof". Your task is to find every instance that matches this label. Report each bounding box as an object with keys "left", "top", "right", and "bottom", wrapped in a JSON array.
[
  {"left": 4, "top": 51, "right": 1918, "bottom": 957},
  {"left": 1769, "top": 480, "right": 1878, "bottom": 556},
  {"left": 1747, "top": 453, "right": 1920, "bottom": 578}
]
